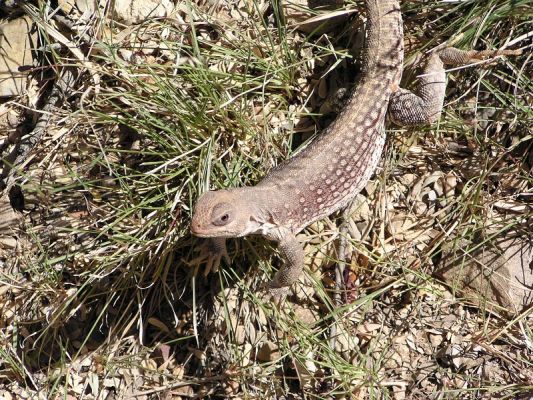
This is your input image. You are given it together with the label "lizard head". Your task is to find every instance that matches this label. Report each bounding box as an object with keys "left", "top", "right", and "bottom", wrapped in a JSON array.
[{"left": 191, "top": 189, "right": 258, "bottom": 238}]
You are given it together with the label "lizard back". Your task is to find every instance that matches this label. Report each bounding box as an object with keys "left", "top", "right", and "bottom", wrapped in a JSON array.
[{"left": 259, "top": 0, "right": 404, "bottom": 232}]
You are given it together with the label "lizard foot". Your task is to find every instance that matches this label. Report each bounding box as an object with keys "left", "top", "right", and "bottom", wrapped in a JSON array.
[
  {"left": 259, "top": 282, "right": 290, "bottom": 306},
  {"left": 187, "top": 237, "right": 230, "bottom": 276}
]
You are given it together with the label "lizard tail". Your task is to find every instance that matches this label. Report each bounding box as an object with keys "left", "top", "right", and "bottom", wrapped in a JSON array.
[{"left": 362, "top": 0, "right": 404, "bottom": 82}]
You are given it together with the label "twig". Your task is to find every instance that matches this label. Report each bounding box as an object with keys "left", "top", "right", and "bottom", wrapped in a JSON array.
[{"left": 2, "top": 69, "right": 76, "bottom": 194}]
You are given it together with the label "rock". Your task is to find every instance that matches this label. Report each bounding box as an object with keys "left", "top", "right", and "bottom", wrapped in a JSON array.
[
  {"left": 0, "top": 16, "right": 36, "bottom": 97},
  {"left": 256, "top": 341, "right": 280, "bottom": 362},
  {"left": 435, "top": 228, "right": 533, "bottom": 315},
  {"left": 293, "top": 304, "right": 320, "bottom": 326},
  {"left": 65, "top": 0, "right": 106, "bottom": 17},
  {"left": 66, "top": 0, "right": 174, "bottom": 24},
  {"left": 111, "top": 0, "right": 174, "bottom": 25}
]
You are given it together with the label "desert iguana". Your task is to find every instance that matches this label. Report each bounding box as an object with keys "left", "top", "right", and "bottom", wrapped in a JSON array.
[{"left": 191, "top": 0, "right": 520, "bottom": 297}]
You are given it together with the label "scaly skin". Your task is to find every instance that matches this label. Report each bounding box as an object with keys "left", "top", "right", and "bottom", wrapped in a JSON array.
[
  {"left": 191, "top": 0, "right": 403, "bottom": 295},
  {"left": 190, "top": 0, "right": 520, "bottom": 297}
]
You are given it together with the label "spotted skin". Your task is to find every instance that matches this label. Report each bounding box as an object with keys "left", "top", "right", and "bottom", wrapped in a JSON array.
[
  {"left": 190, "top": 0, "right": 521, "bottom": 298},
  {"left": 258, "top": 0, "right": 403, "bottom": 233}
]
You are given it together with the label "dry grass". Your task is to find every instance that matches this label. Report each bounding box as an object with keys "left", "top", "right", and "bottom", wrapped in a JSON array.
[{"left": 0, "top": 0, "right": 532, "bottom": 399}]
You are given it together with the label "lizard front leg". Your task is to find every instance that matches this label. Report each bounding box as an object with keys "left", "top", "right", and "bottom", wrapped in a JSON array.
[
  {"left": 189, "top": 237, "right": 230, "bottom": 276},
  {"left": 267, "top": 232, "right": 305, "bottom": 298},
  {"left": 388, "top": 47, "right": 521, "bottom": 126}
]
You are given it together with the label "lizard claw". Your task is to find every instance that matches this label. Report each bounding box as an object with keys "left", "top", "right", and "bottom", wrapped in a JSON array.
[
  {"left": 259, "top": 282, "right": 290, "bottom": 306},
  {"left": 188, "top": 237, "right": 229, "bottom": 276}
]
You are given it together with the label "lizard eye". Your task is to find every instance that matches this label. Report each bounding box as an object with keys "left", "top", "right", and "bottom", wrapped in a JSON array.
[
  {"left": 211, "top": 203, "right": 232, "bottom": 226},
  {"left": 213, "top": 212, "right": 231, "bottom": 226}
]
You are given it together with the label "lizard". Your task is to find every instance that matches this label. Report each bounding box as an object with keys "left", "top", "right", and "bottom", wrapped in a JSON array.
[{"left": 190, "top": 0, "right": 521, "bottom": 297}]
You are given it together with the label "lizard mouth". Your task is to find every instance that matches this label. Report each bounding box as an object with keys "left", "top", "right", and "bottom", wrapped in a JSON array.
[
  {"left": 191, "top": 224, "right": 232, "bottom": 238},
  {"left": 190, "top": 223, "right": 207, "bottom": 237},
  {"left": 192, "top": 230, "right": 210, "bottom": 237},
  {"left": 192, "top": 230, "right": 227, "bottom": 238},
  {"left": 191, "top": 223, "right": 220, "bottom": 237}
]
